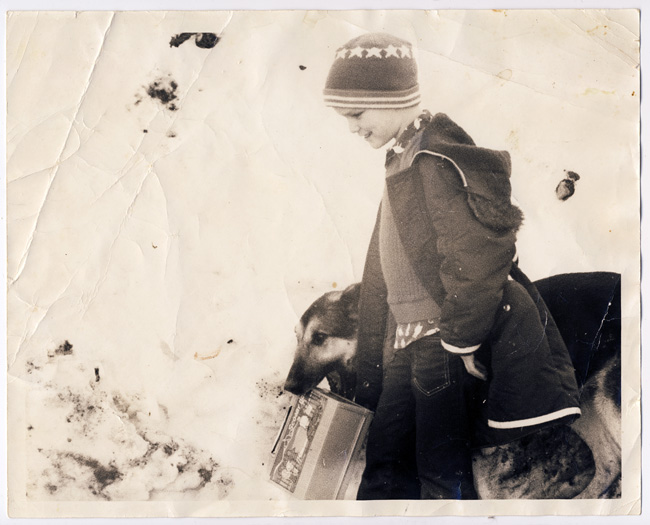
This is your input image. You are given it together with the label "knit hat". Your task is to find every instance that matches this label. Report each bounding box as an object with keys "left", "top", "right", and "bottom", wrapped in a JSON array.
[{"left": 324, "top": 33, "right": 420, "bottom": 109}]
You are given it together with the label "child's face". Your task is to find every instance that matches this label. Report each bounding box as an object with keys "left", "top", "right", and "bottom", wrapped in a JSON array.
[{"left": 334, "top": 108, "right": 403, "bottom": 149}]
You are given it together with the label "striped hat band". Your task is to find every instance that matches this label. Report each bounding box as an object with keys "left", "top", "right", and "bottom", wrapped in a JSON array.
[{"left": 323, "top": 85, "right": 421, "bottom": 109}]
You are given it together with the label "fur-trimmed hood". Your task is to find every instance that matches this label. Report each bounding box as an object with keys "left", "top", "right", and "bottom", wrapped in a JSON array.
[{"left": 408, "top": 113, "right": 524, "bottom": 233}]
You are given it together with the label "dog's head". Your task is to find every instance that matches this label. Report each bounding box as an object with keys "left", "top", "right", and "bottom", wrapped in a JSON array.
[{"left": 284, "top": 283, "right": 361, "bottom": 399}]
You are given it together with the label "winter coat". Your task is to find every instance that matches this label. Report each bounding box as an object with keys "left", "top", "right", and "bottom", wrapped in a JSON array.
[{"left": 355, "top": 113, "right": 580, "bottom": 443}]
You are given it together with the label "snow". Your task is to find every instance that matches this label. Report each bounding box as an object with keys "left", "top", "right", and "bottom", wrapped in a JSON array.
[{"left": 23, "top": 341, "right": 284, "bottom": 501}]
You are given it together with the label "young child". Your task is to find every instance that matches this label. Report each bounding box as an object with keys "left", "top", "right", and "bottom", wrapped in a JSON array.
[{"left": 323, "top": 32, "right": 582, "bottom": 500}]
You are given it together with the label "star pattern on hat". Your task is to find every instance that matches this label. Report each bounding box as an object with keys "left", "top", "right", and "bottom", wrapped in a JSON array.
[
  {"left": 366, "top": 47, "right": 382, "bottom": 58},
  {"left": 399, "top": 45, "right": 412, "bottom": 58},
  {"left": 349, "top": 46, "right": 364, "bottom": 58},
  {"left": 334, "top": 43, "right": 414, "bottom": 59},
  {"left": 385, "top": 44, "right": 400, "bottom": 57}
]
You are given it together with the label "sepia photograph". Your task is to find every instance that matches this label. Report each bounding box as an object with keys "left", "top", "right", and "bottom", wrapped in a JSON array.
[{"left": 5, "top": 5, "right": 641, "bottom": 519}]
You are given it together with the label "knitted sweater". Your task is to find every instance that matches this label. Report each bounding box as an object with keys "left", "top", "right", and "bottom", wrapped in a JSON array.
[{"left": 379, "top": 183, "right": 440, "bottom": 324}]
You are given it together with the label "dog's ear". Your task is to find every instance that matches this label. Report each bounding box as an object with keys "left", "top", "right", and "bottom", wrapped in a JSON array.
[{"left": 341, "top": 283, "right": 361, "bottom": 318}]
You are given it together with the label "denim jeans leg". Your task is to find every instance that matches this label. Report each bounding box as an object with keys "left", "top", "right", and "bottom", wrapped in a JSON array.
[
  {"left": 410, "top": 335, "right": 478, "bottom": 499},
  {"left": 357, "top": 348, "right": 421, "bottom": 500}
]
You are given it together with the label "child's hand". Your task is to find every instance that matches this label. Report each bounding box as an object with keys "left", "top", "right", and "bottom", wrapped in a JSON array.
[{"left": 461, "top": 354, "right": 488, "bottom": 381}]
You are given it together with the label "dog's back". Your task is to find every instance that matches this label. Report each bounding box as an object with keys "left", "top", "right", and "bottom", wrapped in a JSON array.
[{"left": 535, "top": 272, "right": 621, "bottom": 388}]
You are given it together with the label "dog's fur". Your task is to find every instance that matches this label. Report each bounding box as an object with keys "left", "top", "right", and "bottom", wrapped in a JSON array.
[
  {"left": 284, "top": 273, "right": 621, "bottom": 499},
  {"left": 286, "top": 285, "right": 360, "bottom": 401}
]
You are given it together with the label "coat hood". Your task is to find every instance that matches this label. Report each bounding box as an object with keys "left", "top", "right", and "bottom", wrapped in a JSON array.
[{"left": 413, "top": 113, "right": 523, "bottom": 233}]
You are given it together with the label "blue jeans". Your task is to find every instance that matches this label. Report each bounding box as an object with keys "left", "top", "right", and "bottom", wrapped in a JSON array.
[{"left": 357, "top": 334, "right": 478, "bottom": 500}]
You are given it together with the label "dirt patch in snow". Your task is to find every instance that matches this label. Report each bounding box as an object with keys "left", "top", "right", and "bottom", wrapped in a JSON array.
[
  {"left": 145, "top": 76, "right": 179, "bottom": 111},
  {"left": 26, "top": 350, "right": 232, "bottom": 501}
]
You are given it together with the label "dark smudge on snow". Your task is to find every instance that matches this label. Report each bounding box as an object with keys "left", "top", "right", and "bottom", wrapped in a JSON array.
[
  {"left": 169, "top": 33, "right": 194, "bottom": 47},
  {"left": 169, "top": 32, "right": 220, "bottom": 49},
  {"left": 146, "top": 77, "right": 179, "bottom": 111},
  {"left": 196, "top": 33, "right": 219, "bottom": 49},
  {"left": 54, "top": 340, "right": 74, "bottom": 356},
  {"left": 556, "top": 170, "right": 580, "bottom": 201}
]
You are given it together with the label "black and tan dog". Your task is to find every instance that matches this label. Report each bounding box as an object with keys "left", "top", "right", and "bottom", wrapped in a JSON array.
[{"left": 284, "top": 272, "right": 621, "bottom": 499}]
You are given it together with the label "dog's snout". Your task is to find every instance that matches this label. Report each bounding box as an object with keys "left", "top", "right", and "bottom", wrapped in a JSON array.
[
  {"left": 283, "top": 378, "right": 305, "bottom": 396},
  {"left": 284, "top": 361, "right": 310, "bottom": 396}
]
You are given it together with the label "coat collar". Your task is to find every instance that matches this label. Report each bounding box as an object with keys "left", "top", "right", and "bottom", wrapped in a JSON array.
[{"left": 385, "top": 110, "right": 434, "bottom": 167}]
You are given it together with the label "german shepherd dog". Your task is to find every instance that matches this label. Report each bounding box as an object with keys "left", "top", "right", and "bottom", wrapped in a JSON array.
[{"left": 284, "top": 272, "right": 621, "bottom": 499}]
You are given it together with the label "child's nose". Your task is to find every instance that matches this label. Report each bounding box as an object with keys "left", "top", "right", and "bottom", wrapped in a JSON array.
[{"left": 347, "top": 119, "right": 360, "bottom": 133}]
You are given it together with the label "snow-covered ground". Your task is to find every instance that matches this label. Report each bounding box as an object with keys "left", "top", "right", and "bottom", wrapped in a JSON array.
[
  {"left": 22, "top": 340, "right": 289, "bottom": 501},
  {"left": 6, "top": 9, "right": 639, "bottom": 516}
]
